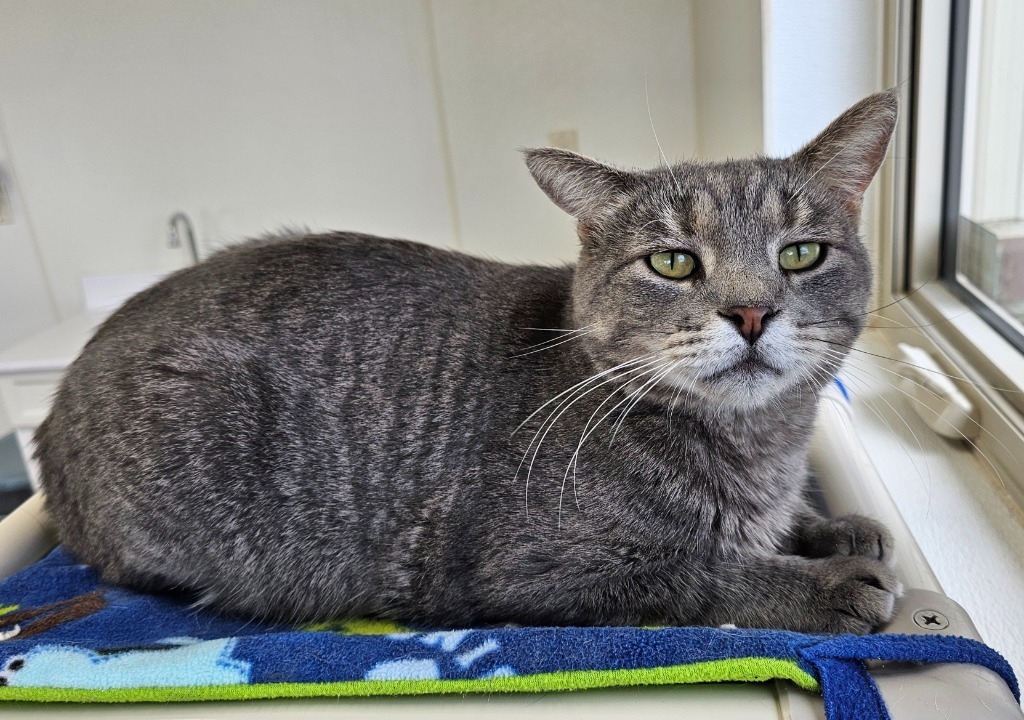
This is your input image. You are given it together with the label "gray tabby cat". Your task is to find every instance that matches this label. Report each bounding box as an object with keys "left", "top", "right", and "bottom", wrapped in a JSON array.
[{"left": 36, "top": 90, "right": 899, "bottom": 633}]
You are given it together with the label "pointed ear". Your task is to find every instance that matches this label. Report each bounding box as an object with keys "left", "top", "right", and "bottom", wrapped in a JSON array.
[
  {"left": 523, "top": 148, "right": 629, "bottom": 219},
  {"left": 791, "top": 89, "right": 898, "bottom": 214}
]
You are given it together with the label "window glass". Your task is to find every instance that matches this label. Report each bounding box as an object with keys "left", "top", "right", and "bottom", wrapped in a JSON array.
[{"left": 951, "top": 0, "right": 1024, "bottom": 337}]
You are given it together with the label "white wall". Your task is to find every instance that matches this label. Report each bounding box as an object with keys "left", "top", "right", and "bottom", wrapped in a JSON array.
[
  {"left": 762, "top": 0, "right": 883, "bottom": 156},
  {"left": 0, "top": 0, "right": 456, "bottom": 322},
  {"left": 430, "top": 0, "right": 699, "bottom": 265},
  {"left": 0, "top": 1, "right": 896, "bottom": 333},
  {"left": 2, "top": 1, "right": 892, "bottom": 336},
  {"left": 761, "top": 0, "right": 887, "bottom": 306},
  {"left": 692, "top": 0, "right": 764, "bottom": 159},
  {"left": 0, "top": 0, "right": 892, "bottom": 331},
  {"left": 0, "top": 1, "right": 705, "bottom": 327}
]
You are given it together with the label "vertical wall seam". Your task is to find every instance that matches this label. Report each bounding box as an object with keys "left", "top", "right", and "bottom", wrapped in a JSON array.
[
  {"left": 0, "top": 104, "right": 61, "bottom": 322},
  {"left": 422, "top": 0, "right": 463, "bottom": 251},
  {"left": 689, "top": 1, "right": 706, "bottom": 158}
]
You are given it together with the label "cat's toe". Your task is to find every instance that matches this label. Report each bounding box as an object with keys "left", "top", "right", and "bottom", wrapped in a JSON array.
[
  {"left": 803, "top": 515, "right": 894, "bottom": 565},
  {"left": 814, "top": 555, "right": 901, "bottom": 634}
]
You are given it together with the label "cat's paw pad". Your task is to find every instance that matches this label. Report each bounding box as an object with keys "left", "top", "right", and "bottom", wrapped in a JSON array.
[
  {"left": 802, "top": 514, "right": 894, "bottom": 565},
  {"left": 813, "top": 555, "right": 902, "bottom": 634}
]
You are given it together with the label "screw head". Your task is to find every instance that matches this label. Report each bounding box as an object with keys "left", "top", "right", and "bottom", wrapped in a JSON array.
[{"left": 912, "top": 609, "right": 950, "bottom": 631}]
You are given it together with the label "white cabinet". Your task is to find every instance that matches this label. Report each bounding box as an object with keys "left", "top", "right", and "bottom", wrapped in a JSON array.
[{"left": 0, "top": 312, "right": 106, "bottom": 488}]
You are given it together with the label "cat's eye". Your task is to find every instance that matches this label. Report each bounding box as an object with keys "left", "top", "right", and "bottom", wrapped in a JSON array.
[
  {"left": 779, "top": 242, "right": 822, "bottom": 271},
  {"left": 648, "top": 251, "right": 696, "bottom": 279}
]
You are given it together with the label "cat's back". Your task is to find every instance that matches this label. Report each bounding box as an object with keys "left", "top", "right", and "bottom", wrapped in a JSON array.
[
  {"left": 35, "top": 233, "right": 574, "bottom": 620},
  {"left": 68, "top": 232, "right": 572, "bottom": 399},
  {"left": 91, "top": 232, "right": 537, "bottom": 341},
  {"left": 41, "top": 231, "right": 573, "bottom": 481}
]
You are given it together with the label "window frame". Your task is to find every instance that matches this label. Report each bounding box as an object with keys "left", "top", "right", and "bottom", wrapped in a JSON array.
[
  {"left": 892, "top": 0, "right": 1024, "bottom": 504},
  {"left": 938, "top": 0, "right": 1024, "bottom": 357}
]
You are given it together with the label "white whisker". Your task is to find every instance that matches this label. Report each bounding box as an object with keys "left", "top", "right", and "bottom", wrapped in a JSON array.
[
  {"left": 832, "top": 347, "right": 1018, "bottom": 480},
  {"left": 611, "top": 361, "right": 680, "bottom": 442},
  {"left": 817, "top": 338, "right": 1022, "bottom": 394},
  {"left": 645, "top": 72, "right": 682, "bottom": 196},
  {"left": 849, "top": 356, "right": 1008, "bottom": 492},
  {"left": 828, "top": 360, "right": 935, "bottom": 516},
  {"left": 518, "top": 358, "right": 667, "bottom": 518},
  {"left": 511, "top": 326, "right": 598, "bottom": 357},
  {"left": 513, "top": 352, "right": 660, "bottom": 436},
  {"left": 558, "top": 360, "right": 683, "bottom": 528}
]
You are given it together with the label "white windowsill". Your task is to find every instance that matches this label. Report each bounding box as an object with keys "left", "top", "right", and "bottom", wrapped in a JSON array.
[{"left": 844, "top": 322, "right": 1024, "bottom": 679}]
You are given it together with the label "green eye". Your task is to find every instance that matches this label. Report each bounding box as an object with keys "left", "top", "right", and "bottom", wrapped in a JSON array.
[
  {"left": 649, "top": 251, "right": 696, "bottom": 279},
  {"left": 779, "top": 242, "right": 822, "bottom": 271}
]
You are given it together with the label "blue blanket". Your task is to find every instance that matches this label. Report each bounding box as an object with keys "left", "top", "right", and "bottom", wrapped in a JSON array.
[{"left": 0, "top": 547, "right": 1017, "bottom": 720}]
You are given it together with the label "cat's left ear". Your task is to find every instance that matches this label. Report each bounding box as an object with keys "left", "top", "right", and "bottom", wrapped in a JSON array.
[
  {"left": 791, "top": 89, "right": 898, "bottom": 215},
  {"left": 523, "top": 148, "right": 630, "bottom": 219}
]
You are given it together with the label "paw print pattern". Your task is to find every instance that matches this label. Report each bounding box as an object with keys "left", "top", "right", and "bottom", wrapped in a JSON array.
[{"left": 365, "top": 630, "right": 515, "bottom": 681}]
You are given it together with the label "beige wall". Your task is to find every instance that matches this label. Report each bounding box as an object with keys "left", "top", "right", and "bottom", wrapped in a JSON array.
[
  {"left": 430, "top": 0, "right": 699, "bottom": 264},
  {"left": 0, "top": 0, "right": 456, "bottom": 329},
  {"left": 0, "top": 1, "right": 887, "bottom": 350},
  {"left": 0, "top": 1, "right": 703, "bottom": 342},
  {"left": 692, "top": 0, "right": 764, "bottom": 159}
]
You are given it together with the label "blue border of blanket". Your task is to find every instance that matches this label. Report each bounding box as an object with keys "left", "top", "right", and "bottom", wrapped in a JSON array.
[{"left": 0, "top": 547, "right": 1018, "bottom": 720}]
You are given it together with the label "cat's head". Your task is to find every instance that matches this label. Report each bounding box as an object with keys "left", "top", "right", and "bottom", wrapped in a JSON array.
[{"left": 525, "top": 89, "right": 897, "bottom": 410}]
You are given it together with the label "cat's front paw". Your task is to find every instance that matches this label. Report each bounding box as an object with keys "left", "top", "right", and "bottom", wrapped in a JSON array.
[
  {"left": 800, "top": 514, "right": 894, "bottom": 565},
  {"left": 808, "top": 555, "right": 901, "bottom": 634}
]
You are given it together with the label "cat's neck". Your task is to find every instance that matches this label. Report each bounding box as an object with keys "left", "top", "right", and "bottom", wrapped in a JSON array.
[
  {"left": 665, "top": 383, "right": 823, "bottom": 443},
  {"left": 705, "top": 394, "right": 820, "bottom": 438}
]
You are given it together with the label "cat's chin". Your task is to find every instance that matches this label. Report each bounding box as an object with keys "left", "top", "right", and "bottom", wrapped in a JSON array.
[
  {"left": 700, "top": 357, "right": 783, "bottom": 384},
  {"left": 684, "top": 359, "right": 797, "bottom": 410}
]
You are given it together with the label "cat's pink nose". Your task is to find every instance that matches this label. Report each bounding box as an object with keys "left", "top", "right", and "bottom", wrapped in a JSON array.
[{"left": 721, "top": 306, "right": 775, "bottom": 345}]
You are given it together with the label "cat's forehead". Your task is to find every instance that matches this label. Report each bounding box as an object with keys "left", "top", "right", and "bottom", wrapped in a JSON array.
[{"left": 634, "top": 160, "right": 820, "bottom": 241}]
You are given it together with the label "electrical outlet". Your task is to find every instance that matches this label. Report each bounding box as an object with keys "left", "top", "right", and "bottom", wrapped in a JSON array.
[{"left": 547, "top": 129, "right": 579, "bottom": 152}]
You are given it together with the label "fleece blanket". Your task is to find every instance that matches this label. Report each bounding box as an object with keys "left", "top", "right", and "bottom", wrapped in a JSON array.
[{"left": 0, "top": 547, "right": 1017, "bottom": 720}]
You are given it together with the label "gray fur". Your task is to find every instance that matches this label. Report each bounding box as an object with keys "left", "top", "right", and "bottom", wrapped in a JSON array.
[{"left": 36, "top": 90, "right": 899, "bottom": 633}]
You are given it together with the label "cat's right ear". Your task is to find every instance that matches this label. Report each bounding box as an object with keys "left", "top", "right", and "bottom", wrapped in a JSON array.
[
  {"left": 791, "top": 89, "right": 898, "bottom": 215},
  {"left": 523, "top": 148, "right": 629, "bottom": 220}
]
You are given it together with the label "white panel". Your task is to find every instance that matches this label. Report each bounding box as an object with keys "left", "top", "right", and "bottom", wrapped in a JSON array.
[
  {"left": 429, "top": 0, "right": 699, "bottom": 265},
  {"left": 762, "top": 0, "right": 883, "bottom": 156},
  {"left": 0, "top": 0, "right": 455, "bottom": 320}
]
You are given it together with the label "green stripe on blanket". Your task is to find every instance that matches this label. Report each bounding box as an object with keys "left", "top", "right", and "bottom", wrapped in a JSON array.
[{"left": 0, "top": 658, "right": 817, "bottom": 703}]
